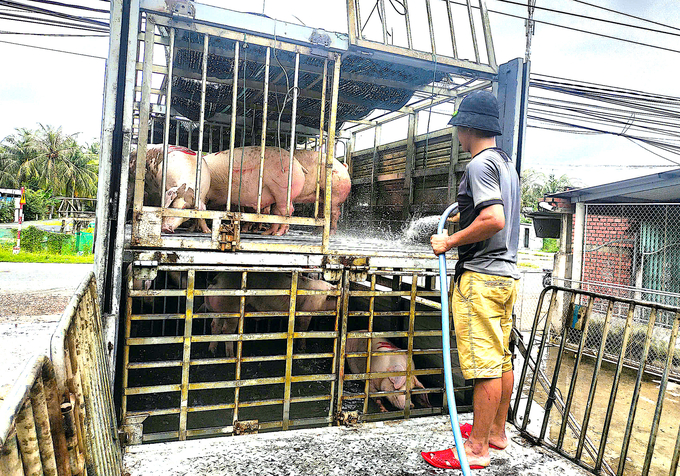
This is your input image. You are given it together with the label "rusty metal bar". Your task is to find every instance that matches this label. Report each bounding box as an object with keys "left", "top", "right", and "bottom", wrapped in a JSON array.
[
  {"left": 322, "top": 54, "right": 341, "bottom": 253},
  {"left": 425, "top": 0, "right": 437, "bottom": 54},
  {"left": 379, "top": 0, "right": 388, "bottom": 44},
  {"left": 478, "top": 0, "right": 497, "bottom": 67},
  {"left": 445, "top": 0, "right": 458, "bottom": 58},
  {"left": 226, "top": 42, "right": 240, "bottom": 212},
  {"left": 314, "top": 59, "right": 328, "bottom": 219},
  {"left": 538, "top": 292, "right": 577, "bottom": 441},
  {"left": 404, "top": 272, "right": 418, "bottom": 419},
  {"left": 0, "top": 433, "right": 23, "bottom": 476},
  {"left": 175, "top": 118, "right": 180, "bottom": 145},
  {"left": 232, "top": 271, "right": 247, "bottom": 425},
  {"left": 282, "top": 271, "right": 299, "bottom": 430},
  {"left": 193, "top": 33, "right": 210, "bottom": 210},
  {"left": 617, "top": 308, "right": 658, "bottom": 475},
  {"left": 403, "top": 0, "right": 413, "bottom": 49},
  {"left": 178, "top": 269, "right": 196, "bottom": 440},
  {"left": 362, "top": 274, "right": 377, "bottom": 415},
  {"left": 556, "top": 296, "right": 594, "bottom": 450},
  {"left": 133, "top": 16, "right": 155, "bottom": 212},
  {"left": 516, "top": 288, "right": 557, "bottom": 431},
  {"left": 28, "top": 377, "right": 58, "bottom": 476},
  {"left": 641, "top": 312, "right": 680, "bottom": 475},
  {"left": 160, "top": 26, "right": 175, "bottom": 206},
  {"left": 671, "top": 420, "right": 680, "bottom": 476},
  {"left": 286, "top": 52, "right": 300, "bottom": 216},
  {"left": 16, "top": 399, "right": 43, "bottom": 475},
  {"left": 256, "top": 47, "right": 271, "bottom": 213},
  {"left": 327, "top": 272, "right": 343, "bottom": 426},
  {"left": 336, "top": 269, "right": 351, "bottom": 417},
  {"left": 465, "top": 0, "right": 480, "bottom": 63},
  {"left": 575, "top": 301, "right": 614, "bottom": 460}
]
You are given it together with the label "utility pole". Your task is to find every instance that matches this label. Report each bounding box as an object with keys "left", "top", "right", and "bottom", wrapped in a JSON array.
[{"left": 525, "top": 0, "right": 537, "bottom": 62}]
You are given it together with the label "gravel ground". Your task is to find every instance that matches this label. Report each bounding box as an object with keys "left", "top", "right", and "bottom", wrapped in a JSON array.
[{"left": 0, "top": 262, "right": 92, "bottom": 401}]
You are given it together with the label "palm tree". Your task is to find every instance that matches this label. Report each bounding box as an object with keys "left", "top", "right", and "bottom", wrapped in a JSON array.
[
  {"left": 21, "top": 124, "right": 80, "bottom": 193},
  {"left": 0, "top": 127, "right": 36, "bottom": 188},
  {"left": 60, "top": 138, "right": 99, "bottom": 198}
]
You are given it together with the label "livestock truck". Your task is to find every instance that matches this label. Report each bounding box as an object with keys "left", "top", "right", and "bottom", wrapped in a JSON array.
[{"left": 6, "top": 1, "right": 654, "bottom": 475}]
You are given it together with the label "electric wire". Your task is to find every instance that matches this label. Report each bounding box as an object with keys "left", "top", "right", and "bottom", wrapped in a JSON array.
[
  {"left": 0, "top": 0, "right": 109, "bottom": 28},
  {"left": 493, "top": 0, "right": 680, "bottom": 38},
  {"left": 0, "top": 11, "right": 109, "bottom": 32},
  {"left": 0, "top": 30, "right": 107, "bottom": 36},
  {"left": 0, "top": 37, "right": 105, "bottom": 58},
  {"left": 569, "top": 0, "right": 680, "bottom": 33},
  {"left": 21, "top": 0, "right": 109, "bottom": 15},
  {"left": 441, "top": 0, "right": 680, "bottom": 54}
]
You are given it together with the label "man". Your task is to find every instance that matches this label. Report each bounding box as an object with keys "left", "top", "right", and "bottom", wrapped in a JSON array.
[{"left": 429, "top": 90, "right": 520, "bottom": 469}]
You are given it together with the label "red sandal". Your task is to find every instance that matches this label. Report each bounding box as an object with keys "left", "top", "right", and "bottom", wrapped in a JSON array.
[
  {"left": 421, "top": 448, "right": 486, "bottom": 470},
  {"left": 459, "top": 423, "right": 504, "bottom": 450}
]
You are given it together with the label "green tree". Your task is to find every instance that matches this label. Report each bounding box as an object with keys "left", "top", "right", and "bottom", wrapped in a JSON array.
[
  {"left": 520, "top": 168, "right": 578, "bottom": 211},
  {"left": 0, "top": 125, "right": 99, "bottom": 198},
  {"left": 0, "top": 127, "right": 36, "bottom": 188}
]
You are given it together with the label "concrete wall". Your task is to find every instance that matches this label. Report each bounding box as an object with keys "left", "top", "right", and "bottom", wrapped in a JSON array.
[{"left": 519, "top": 222, "right": 544, "bottom": 251}]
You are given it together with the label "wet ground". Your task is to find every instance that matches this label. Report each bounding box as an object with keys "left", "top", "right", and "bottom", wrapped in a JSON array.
[
  {"left": 123, "top": 415, "right": 592, "bottom": 476},
  {"left": 0, "top": 262, "right": 92, "bottom": 400}
]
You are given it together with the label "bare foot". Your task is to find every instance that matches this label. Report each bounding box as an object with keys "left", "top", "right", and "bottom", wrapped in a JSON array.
[
  {"left": 489, "top": 425, "right": 509, "bottom": 450},
  {"left": 463, "top": 440, "right": 491, "bottom": 467},
  {"left": 488, "top": 432, "right": 509, "bottom": 450}
]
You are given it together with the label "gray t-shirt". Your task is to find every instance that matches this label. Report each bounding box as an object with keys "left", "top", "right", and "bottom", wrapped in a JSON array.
[{"left": 455, "top": 147, "right": 520, "bottom": 280}]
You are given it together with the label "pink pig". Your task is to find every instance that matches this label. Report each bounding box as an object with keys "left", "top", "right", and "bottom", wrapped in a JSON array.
[{"left": 345, "top": 333, "right": 431, "bottom": 412}]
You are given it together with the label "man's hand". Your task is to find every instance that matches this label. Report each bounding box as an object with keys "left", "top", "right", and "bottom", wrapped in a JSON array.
[{"left": 431, "top": 231, "right": 452, "bottom": 256}]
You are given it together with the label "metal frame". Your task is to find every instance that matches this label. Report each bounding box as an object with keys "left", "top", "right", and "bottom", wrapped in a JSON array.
[
  {"left": 119, "top": 262, "right": 473, "bottom": 443},
  {"left": 513, "top": 285, "right": 680, "bottom": 476}
]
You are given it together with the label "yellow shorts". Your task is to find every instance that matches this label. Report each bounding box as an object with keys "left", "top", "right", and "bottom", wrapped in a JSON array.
[{"left": 453, "top": 270, "right": 518, "bottom": 380}]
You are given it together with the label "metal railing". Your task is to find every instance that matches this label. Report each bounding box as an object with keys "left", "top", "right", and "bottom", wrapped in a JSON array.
[
  {"left": 513, "top": 285, "right": 680, "bottom": 476},
  {"left": 0, "top": 273, "right": 122, "bottom": 476}
]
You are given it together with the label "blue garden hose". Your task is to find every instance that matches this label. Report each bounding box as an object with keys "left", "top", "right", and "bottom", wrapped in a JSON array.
[{"left": 437, "top": 201, "right": 471, "bottom": 475}]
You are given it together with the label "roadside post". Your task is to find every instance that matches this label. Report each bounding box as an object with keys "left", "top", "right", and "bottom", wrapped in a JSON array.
[{"left": 13, "top": 186, "right": 25, "bottom": 254}]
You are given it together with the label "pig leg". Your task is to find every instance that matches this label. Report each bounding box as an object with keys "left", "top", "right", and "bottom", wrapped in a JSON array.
[
  {"left": 375, "top": 398, "right": 389, "bottom": 413},
  {"left": 209, "top": 318, "right": 223, "bottom": 356},
  {"left": 294, "top": 315, "right": 312, "bottom": 352},
  {"left": 412, "top": 376, "right": 431, "bottom": 408}
]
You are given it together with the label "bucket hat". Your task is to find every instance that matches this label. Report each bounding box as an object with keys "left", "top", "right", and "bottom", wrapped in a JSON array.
[{"left": 448, "top": 90, "right": 502, "bottom": 135}]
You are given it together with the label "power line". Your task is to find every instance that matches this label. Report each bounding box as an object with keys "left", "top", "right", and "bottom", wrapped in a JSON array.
[
  {"left": 0, "top": 0, "right": 109, "bottom": 28},
  {"left": 0, "top": 30, "right": 107, "bottom": 36},
  {"left": 494, "top": 0, "right": 680, "bottom": 37},
  {"left": 0, "top": 38, "right": 106, "bottom": 59},
  {"left": 22, "top": 0, "right": 109, "bottom": 15},
  {"left": 569, "top": 0, "right": 680, "bottom": 33},
  {"left": 0, "top": 11, "right": 109, "bottom": 32},
  {"left": 443, "top": 0, "right": 680, "bottom": 54}
]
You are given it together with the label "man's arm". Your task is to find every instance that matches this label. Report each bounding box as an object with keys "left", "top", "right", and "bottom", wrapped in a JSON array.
[{"left": 431, "top": 204, "right": 504, "bottom": 255}]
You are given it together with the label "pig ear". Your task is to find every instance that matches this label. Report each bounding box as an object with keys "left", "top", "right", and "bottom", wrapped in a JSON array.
[
  {"left": 388, "top": 365, "right": 406, "bottom": 389},
  {"left": 164, "top": 186, "right": 179, "bottom": 207},
  {"left": 182, "top": 187, "right": 196, "bottom": 208}
]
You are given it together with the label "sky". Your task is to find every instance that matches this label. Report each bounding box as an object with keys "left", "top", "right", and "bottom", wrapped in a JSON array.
[{"left": 1, "top": 0, "right": 679, "bottom": 188}]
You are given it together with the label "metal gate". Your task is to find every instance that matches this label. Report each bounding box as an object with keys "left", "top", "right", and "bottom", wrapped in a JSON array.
[
  {"left": 121, "top": 262, "right": 472, "bottom": 443},
  {"left": 513, "top": 285, "right": 680, "bottom": 476}
]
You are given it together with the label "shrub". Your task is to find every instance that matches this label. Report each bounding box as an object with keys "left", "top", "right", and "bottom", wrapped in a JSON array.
[
  {"left": 0, "top": 200, "right": 14, "bottom": 223},
  {"left": 19, "top": 226, "right": 46, "bottom": 252},
  {"left": 23, "top": 189, "right": 56, "bottom": 221},
  {"left": 542, "top": 238, "right": 559, "bottom": 253}
]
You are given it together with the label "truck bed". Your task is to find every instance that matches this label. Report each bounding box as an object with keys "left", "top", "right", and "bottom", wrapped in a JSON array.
[{"left": 123, "top": 416, "right": 591, "bottom": 476}]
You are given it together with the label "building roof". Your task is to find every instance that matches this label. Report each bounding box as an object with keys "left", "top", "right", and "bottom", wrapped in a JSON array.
[{"left": 549, "top": 168, "right": 680, "bottom": 203}]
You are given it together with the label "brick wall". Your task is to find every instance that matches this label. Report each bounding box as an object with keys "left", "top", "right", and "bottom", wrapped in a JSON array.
[{"left": 582, "top": 213, "right": 634, "bottom": 290}]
